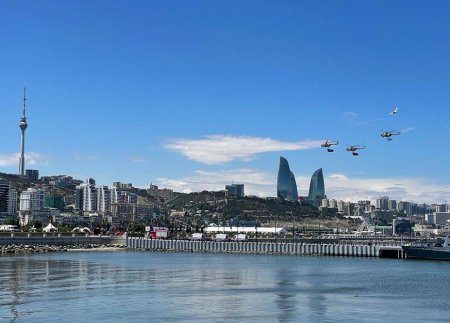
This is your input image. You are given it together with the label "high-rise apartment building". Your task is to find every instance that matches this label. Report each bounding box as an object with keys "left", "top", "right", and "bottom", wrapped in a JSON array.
[
  {"left": 225, "top": 184, "right": 244, "bottom": 197},
  {"left": 97, "top": 186, "right": 111, "bottom": 213},
  {"left": 19, "top": 188, "right": 45, "bottom": 211},
  {"left": 44, "top": 194, "right": 65, "bottom": 211},
  {"left": 376, "top": 196, "right": 389, "bottom": 210},
  {"left": 26, "top": 169, "right": 39, "bottom": 181},
  {"left": 8, "top": 189, "right": 17, "bottom": 215},
  {"left": 337, "top": 200, "right": 345, "bottom": 212},
  {"left": 388, "top": 199, "right": 397, "bottom": 210},
  {"left": 111, "top": 187, "right": 137, "bottom": 204},
  {"left": 0, "top": 179, "right": 9, "bottom": 213},
  {"left": 343, "top": 202, "right": 354, "bottom": 216},
  {"left": 75, "top": 180, "right": 97, "bottom": 211},
  {"left": 329, "top": 199, "right": 337, "bottom": 209}
]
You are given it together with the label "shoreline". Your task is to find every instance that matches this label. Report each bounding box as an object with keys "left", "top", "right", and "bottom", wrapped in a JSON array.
[
  {"left": 1, "top": 244, "right": 127, "bottom": 256},
  {"left": 67, "top": 246, "right": 126, "bottom": 252}
]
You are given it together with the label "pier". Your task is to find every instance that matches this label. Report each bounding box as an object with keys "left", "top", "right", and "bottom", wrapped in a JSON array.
[
  {"left": 0, "top": 234, "right": 407, "bottom": 259},
  {"left": 126, "top": 237, "right": 406, "bottom": 259}
]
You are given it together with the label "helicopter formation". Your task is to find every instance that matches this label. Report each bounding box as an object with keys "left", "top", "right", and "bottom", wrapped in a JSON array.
[{"left": 321, "top": 107, "right": 402, "bottom": 156}]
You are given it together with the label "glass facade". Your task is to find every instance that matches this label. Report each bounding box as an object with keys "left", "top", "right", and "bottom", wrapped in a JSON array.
[
  {"left": 308, "top": 168, "right": 325, "bottom": 200},
  {"left": 44, "top": 194, "right": 65, "bottom": 211},
  {"left": 0, "top": 178, "right": 9, "bottom": 213},
  {"left": 277, "top": 157, "right": 298, "bottom": 202}
]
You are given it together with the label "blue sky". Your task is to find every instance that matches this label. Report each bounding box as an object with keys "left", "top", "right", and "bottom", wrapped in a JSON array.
[{"left": 1, "top": 1, "right": 450, "bottom": 203}]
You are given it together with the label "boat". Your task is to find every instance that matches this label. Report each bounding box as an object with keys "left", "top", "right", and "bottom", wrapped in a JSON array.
[{"left": 402, "top": 235, "right": 450, "bottom": 260}]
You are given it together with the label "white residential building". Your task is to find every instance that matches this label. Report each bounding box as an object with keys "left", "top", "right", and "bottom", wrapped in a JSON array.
[
  {"left": 19, "top": 188, "right": 45, "bottom": 211},
  {"left": 329, "top": 199, "right": 337, "bottom": 209},
  {"left": 76, "top": 180, "right": 97, "bottom": 211},
  {"left": 97, "top": 186, "right": 111, "bottom": 213},
  {"left": 111, "top": 187, "right": 137, "bottom": 204}
]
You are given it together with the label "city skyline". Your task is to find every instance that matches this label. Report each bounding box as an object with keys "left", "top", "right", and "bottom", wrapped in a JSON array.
[{"left": 1, "top": 1, "right": 450, "bottom": 203}]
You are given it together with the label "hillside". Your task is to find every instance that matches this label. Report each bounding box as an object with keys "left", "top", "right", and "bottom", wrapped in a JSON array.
[{"left": 165, "top": 191, "right": 339, "bottom": 225}]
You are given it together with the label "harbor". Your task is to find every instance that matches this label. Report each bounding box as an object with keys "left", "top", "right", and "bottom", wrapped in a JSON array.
[{"left": 3, "top": 233, "right": 449, "bottom": 260}]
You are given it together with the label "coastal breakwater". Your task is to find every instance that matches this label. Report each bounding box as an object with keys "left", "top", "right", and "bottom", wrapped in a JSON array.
[
  {"left": 127, "top": 237, "right": 406, "bottom": 259},
  {"left": 0, "top": 235, "right": 127, "bottom": 255},
  {"left": 0, "top": 235, "right": 126, "bottom": 247}
]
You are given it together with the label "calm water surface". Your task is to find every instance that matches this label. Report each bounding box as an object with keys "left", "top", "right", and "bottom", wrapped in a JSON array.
[{"left": 0, "top": 251, "right": 449, "bottom": 322}]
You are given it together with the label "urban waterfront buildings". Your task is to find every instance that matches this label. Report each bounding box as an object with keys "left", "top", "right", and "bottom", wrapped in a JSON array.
[
  {"left": 308, "top": 168, "right": 325, "bottom": 201},
  {"left": 277, "top": 157, "right": 298, "bottom": 202},
  {"left": 8, "top": 189, "right": 17, "bottom": 215},
  {"left": 111, "top": 187, "right": 137, "bottom": 204},
  {"left": 19, "top": 188, "right": 44, "bottom": 211},
  {"left": 44, "top": 194, "right": 65, "bottom": 211},
  {"left": 96, "top": 186, "right": 111, "bottom": 213},
  {"left": 0, "top": 179, "right": 18, "bottom": 216},
  {"left": 75, "top": 179, "right": 98, "bottom": 212},
  {"left": 0, "top": 179, "right": 9, "bottom": 213}
]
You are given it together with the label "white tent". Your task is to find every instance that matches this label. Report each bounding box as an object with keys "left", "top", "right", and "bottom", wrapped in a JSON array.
[{"left": 43, "top": 223, "right": 58, "bottom": 233}]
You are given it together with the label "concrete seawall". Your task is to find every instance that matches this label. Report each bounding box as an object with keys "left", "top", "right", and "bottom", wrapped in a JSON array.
[{"left": 127, "top": 237, "right": 405, "bottom": 258}]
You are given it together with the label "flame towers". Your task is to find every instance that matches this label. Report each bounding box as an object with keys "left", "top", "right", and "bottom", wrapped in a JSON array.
[
  {"left": 19, "top": 88, "right": 28, "bottom": 176},
  {"left": 277, "top": 157, "right": 298, "bottom": 202},
  {"left": 308, "top": 168, "right": 325, "bottom": 200}
]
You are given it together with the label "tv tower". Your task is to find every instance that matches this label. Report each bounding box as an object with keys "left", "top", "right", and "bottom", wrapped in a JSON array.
[{"left": 18, "top": 88, "right": 28, "bottom": 176}]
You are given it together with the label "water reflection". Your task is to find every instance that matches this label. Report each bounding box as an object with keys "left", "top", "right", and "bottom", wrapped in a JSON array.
[
  {"left": 305, "top": 266, "right": 327, "bottom": 322},
  {"left": 0, "top": 253, "right": 449, "bottom": 322},
  {"left": 275, "top": 269, "right": 298, "bottom": 322}
]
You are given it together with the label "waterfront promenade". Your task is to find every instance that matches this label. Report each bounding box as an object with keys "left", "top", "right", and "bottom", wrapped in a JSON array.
[
  {"left": 126, "top": 237, "right": 406, "bottom": 259},
  {"left": 0, "top": 234, "right": 410, "bottom": 258}
]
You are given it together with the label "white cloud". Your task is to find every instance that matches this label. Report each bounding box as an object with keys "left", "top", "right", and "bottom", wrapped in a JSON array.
[
  {"left": 155, "top": 169, "right": 450, "bottom": 204},
  {"left": 329, "top": 174, "right": 349, "bottom": 180},
  {"left": 325, "top": 175, "right": 450, "bottom": 204},
  {"left": 156, "top": 169, "right": 276, "bottom": 196},
  {"left": 0, "top": 152, "right": 49, "bottom": 167},
  {"left": 164, "top": 135, "right": 322, "bottom": 165}
]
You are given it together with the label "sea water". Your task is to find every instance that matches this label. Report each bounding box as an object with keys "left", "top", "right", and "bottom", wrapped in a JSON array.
[{"left": 1, "top": 251, "right": 449, "bottom": 322}]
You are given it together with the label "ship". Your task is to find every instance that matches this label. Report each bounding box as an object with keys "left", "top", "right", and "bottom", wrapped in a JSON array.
[{"left": 402, "top": 235, "right": 450, "bottom": 260}]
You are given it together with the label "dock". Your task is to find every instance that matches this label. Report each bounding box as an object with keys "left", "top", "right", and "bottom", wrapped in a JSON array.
[{"left": 127, "top": 237, "right": 407, "bottom": 259}]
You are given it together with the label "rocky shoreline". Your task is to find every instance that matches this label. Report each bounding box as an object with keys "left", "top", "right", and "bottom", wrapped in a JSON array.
[{"left": 1, "top": 244, "right": 127, "bottom": 255}]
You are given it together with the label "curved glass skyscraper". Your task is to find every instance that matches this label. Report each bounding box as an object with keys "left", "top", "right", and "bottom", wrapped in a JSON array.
[
  {"left": 277, "top": 157, "right": 298, "bottom": 202},
  {"left": 308, "top": 168, "right": 325, "bottom": 200}
]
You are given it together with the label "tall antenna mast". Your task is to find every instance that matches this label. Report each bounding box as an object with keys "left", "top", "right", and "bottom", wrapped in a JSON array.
[
  {"left": 18, "top": 87, "right": 29, "bottom": 176},
  {"left": 22, "top": 87, "right": 27, "bottom": 118}
]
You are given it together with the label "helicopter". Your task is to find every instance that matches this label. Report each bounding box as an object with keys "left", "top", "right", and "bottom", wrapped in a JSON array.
[
  {"left": 321, "top": 140, "right": 339, "bottom": 152},
  {"left": 381, "top": 130, "right": 401, "bottom": 141},
  {"left": 389, "top": 107, "right": 399, "bottom": 115},
  {"left": 346, "top": 145, "right": 366, "bottom": 156}
]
